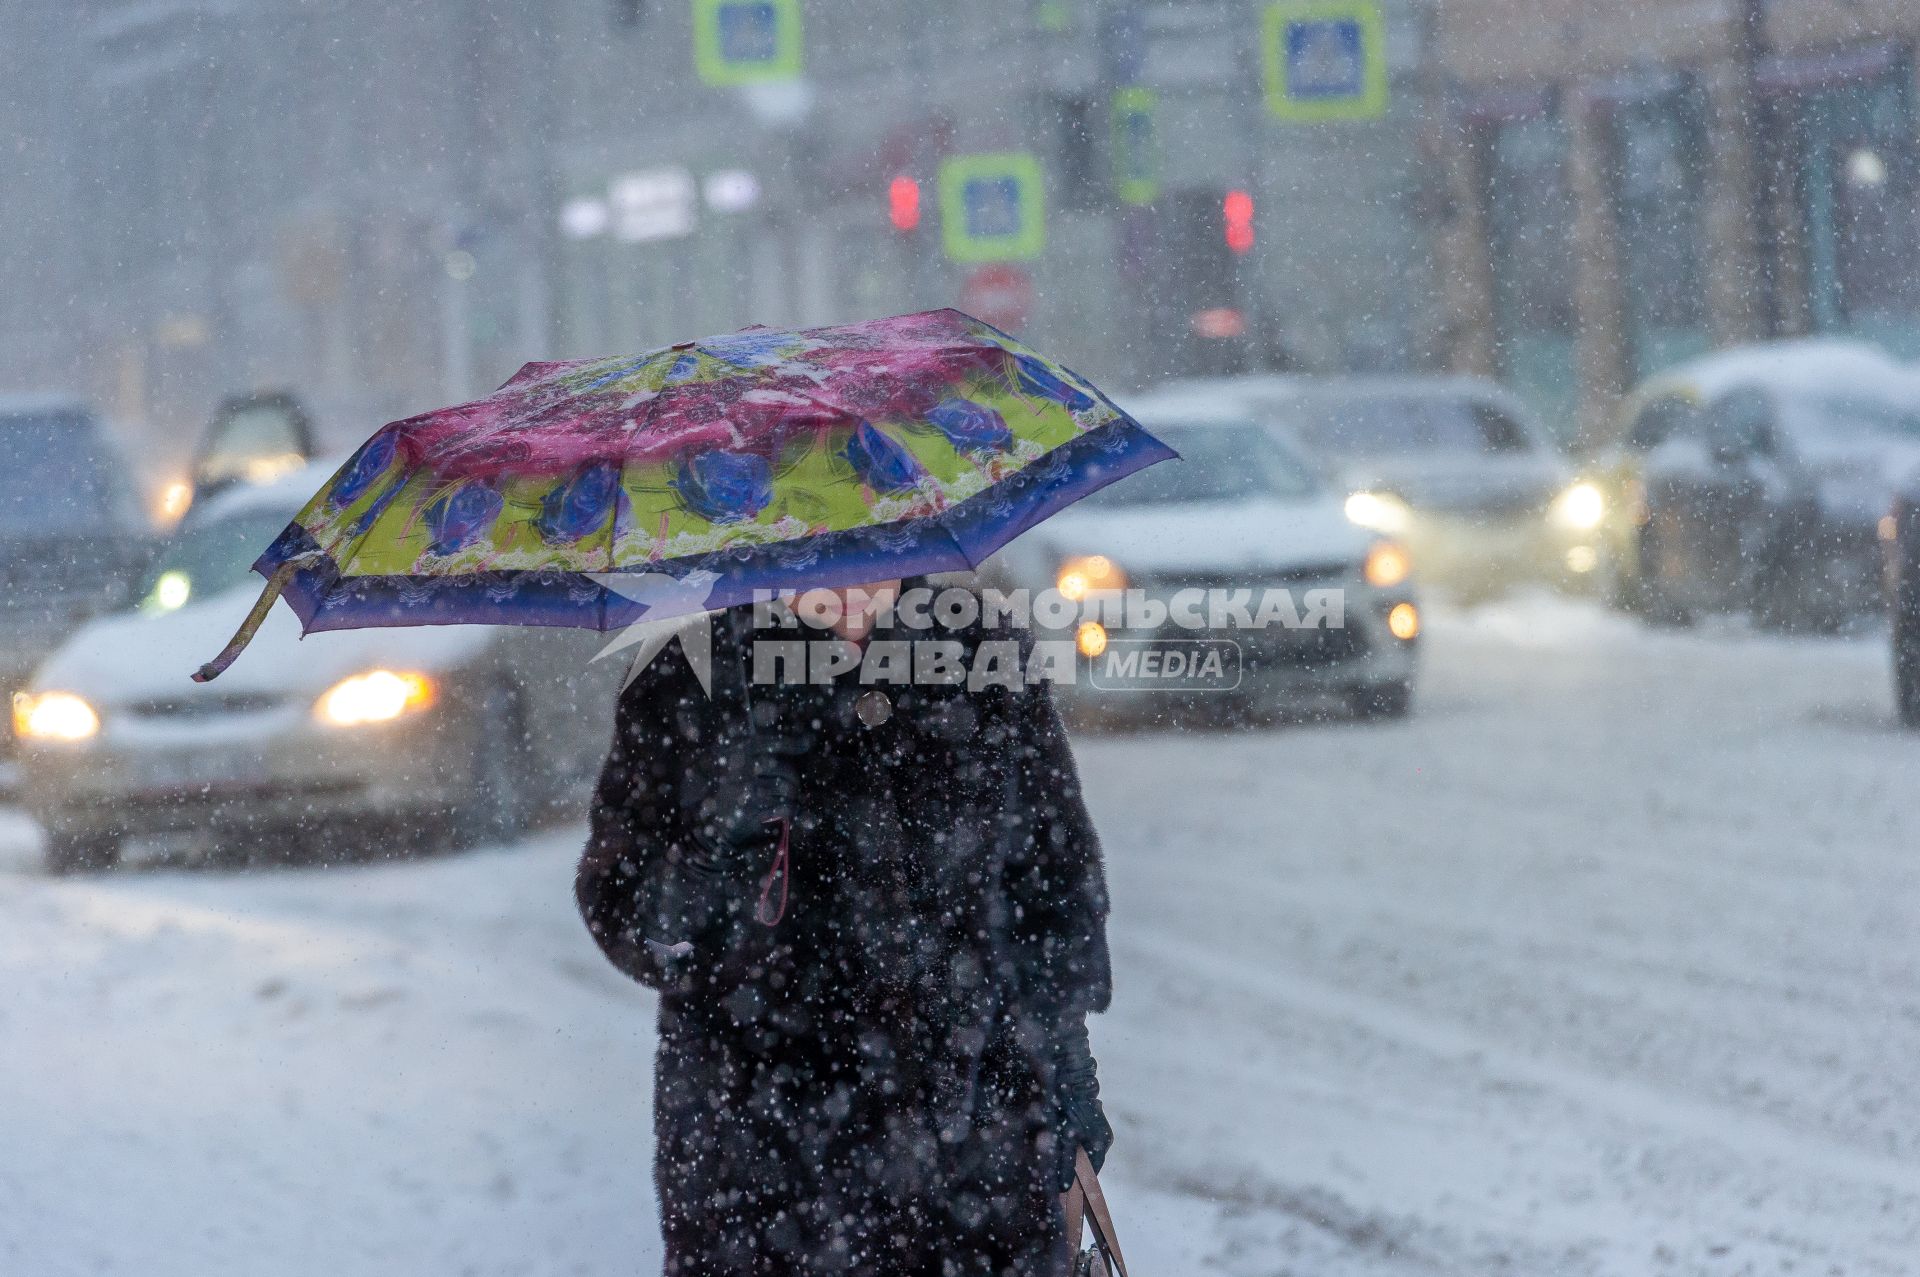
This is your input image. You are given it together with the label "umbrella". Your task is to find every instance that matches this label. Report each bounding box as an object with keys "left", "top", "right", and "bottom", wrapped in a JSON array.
[{"left": 194, "top": 309, "right": 1174, "bottom": 681}]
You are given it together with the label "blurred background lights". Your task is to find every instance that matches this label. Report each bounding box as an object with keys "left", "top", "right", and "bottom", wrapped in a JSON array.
[
  {"left": 1846, "top": 147, "right": 1888, "bottom": 188},
  {"left": 559, "top": 197, "right": 611, "bottom": 239},
  {"left": 703, "top": 170, "right": 762, "bottom": 213}
]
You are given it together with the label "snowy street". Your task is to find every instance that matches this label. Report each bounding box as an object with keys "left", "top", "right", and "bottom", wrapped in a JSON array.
[{"left": 4, "top": 599, "right": 1917, "bottom": 1276}]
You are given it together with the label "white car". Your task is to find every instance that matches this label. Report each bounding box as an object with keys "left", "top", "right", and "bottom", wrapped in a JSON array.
[
  {"left": 986, "top": 394, "right": 1421, "bottom": 723},
  {"left": 13, "top": 464, "right": 621, "bottom": 873},
  {"left": 1161, "top": 373, "right": 1600, "bottom": 600}
]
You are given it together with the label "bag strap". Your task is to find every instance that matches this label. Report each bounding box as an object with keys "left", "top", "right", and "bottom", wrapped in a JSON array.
[{"left": 1060, "top": 1149, "right": 1129, "bottom": 1277}]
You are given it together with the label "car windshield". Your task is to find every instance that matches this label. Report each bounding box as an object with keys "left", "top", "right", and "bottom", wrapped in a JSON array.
[
  {"left": 1089, "top": 422, "right": 1320, "bottom": 506},
  {"left": 136, "top": 507, "right": 298, "bottom": 612},
  {"left": 0, "top": 411, "right": 116, "bottom": 535},
  {"left": 1775, "top": 393, "right": 1920, "bottom": 443},
  {"left": 1279, "top": 394, "right": 1533, "bottom": 458},
  {"left": 196, "top": 402, "right": 310, "bottom": 488}
]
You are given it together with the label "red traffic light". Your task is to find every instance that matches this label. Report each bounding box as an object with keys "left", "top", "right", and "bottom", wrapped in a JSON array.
[
  {"left": 889, "top": 176, "right": 922, "bottom": 232},
  {"left": 1223, "top": 189, "right": 1254, "bottom": 254}
]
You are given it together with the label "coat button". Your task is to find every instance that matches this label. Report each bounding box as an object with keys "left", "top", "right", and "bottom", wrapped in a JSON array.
[{"left": 854, "top": 689, "right": 893, "bottom": 728}]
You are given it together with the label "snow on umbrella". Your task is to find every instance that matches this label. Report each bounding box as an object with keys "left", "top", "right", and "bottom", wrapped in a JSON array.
[{"left": 193, "top": 309, "right": 1175, "bottom": 680}]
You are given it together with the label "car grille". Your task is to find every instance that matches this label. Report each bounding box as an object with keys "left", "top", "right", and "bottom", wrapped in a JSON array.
[
  {"left": 112, "top": 777, "right": 367, "bottom": 825},
  {"left": 1135, "top": 562, "right": 1355, "bottom": 594},
  {"left": 1241, "top": 622, "right": 1369, "bottom": 670},
  {"left": 124, "top": 692, "right": 291, "bottom": 720},
  {"left": 1417, "top": 490, "right": 1548, "bottom": 519}
]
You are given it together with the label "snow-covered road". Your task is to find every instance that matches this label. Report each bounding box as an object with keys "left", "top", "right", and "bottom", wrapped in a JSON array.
[{"left": 4, "top": 599, "right": 1917, "bottom": 1276}]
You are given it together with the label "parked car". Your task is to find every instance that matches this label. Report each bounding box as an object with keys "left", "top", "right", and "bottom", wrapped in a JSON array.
[
  {"left": 984, "top": 394, "right": 1421, "bottom": 723},
  {"left": 1605, "top": 341, "right": 1920, "bottom": 630},
  {"left": 0, "top": 396, "right": 153, "bottom": 782},
  {"left": 12, "top": 462, "right": 621, "bottom": 873},
  {"left": 1163, "top": 374, "right": 1599, "bottom": 601},
  {"left": 1888, "top": 466, "right": 1920, "bottom": 728}
]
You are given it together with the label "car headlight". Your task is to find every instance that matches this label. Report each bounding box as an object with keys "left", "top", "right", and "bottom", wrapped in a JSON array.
[
  {"left": 1345, "top": 490, "right": 1411, "bottom": 534},
  {"left": 1056, "top": 555, "right": 1126, "bottom": 601},
  {"left": 1551, "top": 482, "right": 1605, "bottom": 531},
  {"left": 13, "top": 691, "right": 101, "bottom": 742},
  {"left": 314, "top": 670, "right": 438, "bottom": 727},
  {"left": 1364, "top": 541, "right": 1412, "bottom": 588},
  {"left": 146, "top": 570, "right": 192, "bottom": 613},
  {"left": 154, "top": 478, "right": 193, "bottom": 526}
]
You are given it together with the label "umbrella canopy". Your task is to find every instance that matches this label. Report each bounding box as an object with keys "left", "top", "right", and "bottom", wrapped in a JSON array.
[{"left": 195, "top": 309, "right": 1173, "bottom": 680}]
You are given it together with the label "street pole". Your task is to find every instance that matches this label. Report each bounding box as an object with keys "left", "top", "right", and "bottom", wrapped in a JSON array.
[
  {"left": 1733, "top": 0, "right": 1775, "bottom": 338},
  {"left": 521, "top": 5, "right": 563, "bottom": 357}
]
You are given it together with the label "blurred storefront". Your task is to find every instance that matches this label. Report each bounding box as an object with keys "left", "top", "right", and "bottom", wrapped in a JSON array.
[
  {"left": 10, "top": 0, "right": 1450, "bottom": 449},
  {"left": 1434, "top": 0, "right": 1920, "bottom": 446}
]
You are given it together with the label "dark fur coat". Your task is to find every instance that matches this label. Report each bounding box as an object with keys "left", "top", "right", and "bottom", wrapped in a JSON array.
[{"left": 576, "top": 603, "right": 1111, "bottom": 1277}]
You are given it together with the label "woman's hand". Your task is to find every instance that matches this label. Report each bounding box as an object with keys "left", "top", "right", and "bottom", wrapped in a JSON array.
[
  {"left": 1053, "top": 1015, "right": 1113, "bottom": 1192},
  {"left": 690, "top": 699, "right": 813, "bottom": 863}
]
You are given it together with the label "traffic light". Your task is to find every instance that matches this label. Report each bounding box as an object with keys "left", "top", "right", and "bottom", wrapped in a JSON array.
[
  {"left": 889, "top": 176, "right": 922, "bottom": 232},
  {"left": 1223, "top": 189, "right": 1255, "bottom": 254}
]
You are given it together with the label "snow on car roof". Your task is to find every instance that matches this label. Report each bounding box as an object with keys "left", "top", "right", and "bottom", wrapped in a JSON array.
[
  {"left": 1644, "top": 339, "right": 1919, "bottom": 404},
  {"left": 1115, "top": 388, "right": 1271, "bottom": 425},
  {"left": 0, "top": 392, "right": 94, "bottom": 418},
  {"left": 1151, "top": 372, "right": 1541, "bottom": 422}
]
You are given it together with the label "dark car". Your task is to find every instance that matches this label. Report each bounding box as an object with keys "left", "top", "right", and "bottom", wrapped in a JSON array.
[
  {"left": 0, "top": 398, "right": 151, "bottom": 734},
  {"left": 1622, "top": 354, "right": 1920, "bottom": 631},
  {"left": 1889, "top": 468, "right": 1920, "bottom": 727}
]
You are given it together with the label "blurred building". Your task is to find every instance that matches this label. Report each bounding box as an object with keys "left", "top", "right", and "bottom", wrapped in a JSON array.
[
  {"left": 548, "top": 0, "right": 1444, "bottom": 391},
  {"left": 11, "top": 0, "right": 563, "bottom": 453},
  {"left": 0, "top": 0, "right": 1451, "bottom": 454},
  {"left": 1434, "top": 0, "right": 1920, "bottom": 444}
]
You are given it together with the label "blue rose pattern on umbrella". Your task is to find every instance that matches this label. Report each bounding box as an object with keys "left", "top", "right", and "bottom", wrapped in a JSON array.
[
  {"left": 1010, "top": 353, "right": 1094, "bottom": 412},
  {"left": 701, "top": 330, "right": 794, "bottom": 370},
  {"left": 327, "top": 431, "right": 399, "bottom": 511},
  {"left": 425, "top": 481, "right": 504, "bottom": 557},
  {"left": 924, "top": 397, "right": 1012, "bottom": 454},
  {"left": 672, "top": 450, "right": 774, "bottom": 524},
  {"left": 843, "top": 421, "right": 923, "bottom": 492},
  {"left": 536, "top": 460, "right": 621, "bottom": 544},
  {"left": 347, "top": 479, "right": 406, "bottom": 538}
]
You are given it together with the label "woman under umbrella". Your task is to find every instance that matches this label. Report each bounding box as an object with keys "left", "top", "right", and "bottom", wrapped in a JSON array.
[
  {"left": 188, "top": 311, "right": 1166, "bottom": 1274},
  {"left": 575, "top": 579, "right": 1113, "bottom": 1276}
]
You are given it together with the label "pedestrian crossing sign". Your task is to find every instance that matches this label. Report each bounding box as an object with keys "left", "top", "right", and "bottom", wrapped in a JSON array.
[
  {"left": 939, "top": 153, "right": 1047, "bottom": 263},
  {"left": 694, "top": 0, "right": 803, "bottom": 87},
  {"left": 1263, "top": 0, "right": 1389, "bottom": 122}
]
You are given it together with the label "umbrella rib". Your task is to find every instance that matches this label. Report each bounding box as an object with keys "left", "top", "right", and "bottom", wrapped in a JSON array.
[{"left": 293, "top": 443, "right": 411, "bottom": 601}]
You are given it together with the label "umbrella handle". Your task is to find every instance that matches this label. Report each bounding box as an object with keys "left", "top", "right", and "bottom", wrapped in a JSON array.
[{"left": 190, "top": 554, "right": 321, "bottom": 683}]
